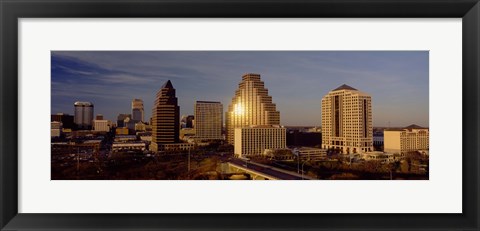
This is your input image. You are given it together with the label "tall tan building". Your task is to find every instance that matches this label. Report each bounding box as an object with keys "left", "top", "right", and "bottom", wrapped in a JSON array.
[
  {"left": 226, "top": 73, "right": 280, "bottom": 144},
  {"left": 321, "top": 84, "right": 373, "bottom": 154},
  {"left": 151, "top": 80, "right": 180, "bottom": 152},
  {"left": 384, "top": 124, "right": 429, "bottom": 154},
  {"left": 194, "top": 101, "right": 223, "bottom": 141}
]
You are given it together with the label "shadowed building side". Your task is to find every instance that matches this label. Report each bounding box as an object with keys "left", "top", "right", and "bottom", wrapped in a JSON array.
[
  {"left": 194, "top": 101, "right": 223, "bottom": 141},
  {"left": 132, "top": 98, "right": 144, "bottom": 123},
  {"left": 73, "top": 101, "right": 94, "bottom": 130},
  {"left": 151, "top": 80, "right": 180, "bottom": 152}
]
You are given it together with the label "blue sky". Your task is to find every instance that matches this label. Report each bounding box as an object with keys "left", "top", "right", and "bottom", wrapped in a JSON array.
[{"left": 51, "top": 51, "right": 428, "bottom": 127}]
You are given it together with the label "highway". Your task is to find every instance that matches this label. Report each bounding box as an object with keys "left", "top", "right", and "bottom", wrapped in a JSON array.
[{"left": 229, "top": 158, "right": 310, "bottom": 180}]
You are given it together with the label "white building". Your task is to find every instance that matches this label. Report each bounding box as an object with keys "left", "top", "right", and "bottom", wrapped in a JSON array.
[
  {"left": 321, "top": 84, "right": 373, "bottom": 154},
  {"left": 234, "top": 126, "right": 286, "bottom": 157},
  {"left": 194, "top": 101, "right": 223, "bottom": 141},
  {"left": 51, "top": 121, "right": 62, "bottom": 137},
  {"left": 93, "top": 119, "right": 109, "bottom": 132},
  {"left": 384, "top": 124, "right": 429, "bottom": 154}
]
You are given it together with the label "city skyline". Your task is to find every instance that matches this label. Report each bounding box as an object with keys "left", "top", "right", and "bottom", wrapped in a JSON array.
[{"left": 51, "top": 51, "right": 429, "bottom": 127}]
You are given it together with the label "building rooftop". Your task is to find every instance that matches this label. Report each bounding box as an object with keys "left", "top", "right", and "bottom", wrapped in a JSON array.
[
  {"left": 242, "top": 73, "right": 261, "bottom": 81},
  {"left": 333, "top": 84, "right": 358, "bottom": 91},
  {"left": 161, "top": 80, "right": 174, "bottom": 89},
  {"left": 196, "top": 101, "right": 221, "bottom": 104},
  {"left": 385, "top": 124, "right": 428, "bottom": 132},
  {"left": 74, "top": 101, "right": 93, "bottom": 106},
  {"left": 384, "top": 128, "right": 405, "bottom": 131},
  {"left": 404, "top": 124, "right": 426, "bottom": 130}
]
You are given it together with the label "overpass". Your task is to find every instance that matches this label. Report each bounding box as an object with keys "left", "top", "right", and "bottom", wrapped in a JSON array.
[{"left": 226, "top": 158, "right": 315, "bottom": 180}]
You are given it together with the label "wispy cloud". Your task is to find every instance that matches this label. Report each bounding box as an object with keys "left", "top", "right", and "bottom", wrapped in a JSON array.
[{"left": 51, "top": 51, "right": 429, "bottom": 126}]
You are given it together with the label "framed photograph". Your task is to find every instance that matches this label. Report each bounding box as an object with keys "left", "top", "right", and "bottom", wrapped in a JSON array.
[{"left": 1, "top": 0, "right": 479, "bottom": 230}]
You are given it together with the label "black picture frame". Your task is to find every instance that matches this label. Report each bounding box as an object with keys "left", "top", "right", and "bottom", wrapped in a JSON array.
[{"left": 1, "top": 0, "right": 479, "bottom": 230}]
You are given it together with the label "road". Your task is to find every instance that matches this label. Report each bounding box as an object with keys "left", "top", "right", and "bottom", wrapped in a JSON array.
[{"left": 229, "top": 158, "right": 309, "bottom": 180}]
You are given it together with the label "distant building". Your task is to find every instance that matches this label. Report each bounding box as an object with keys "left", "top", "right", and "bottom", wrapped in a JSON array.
[
  {"left": 95, "top": 114, "right": 104, "bottom": 120},
  {"left": 186, "top": 115, "right": 194, "bottom": 128},
  {"left": 263, "top": 148, "right": 294, "bottom": 160},
  {"left": 132, "top": 98, "right": 144, "bottom": 122},
  {"left": 361, "top": 151, "right": 395, "bottom": 163},
  {"left": 157, "top": 143, "right": 195, "bottom": 152},
  {"left": 321, "top": 84, "right": 373, "bottom": 154},
  {"left": 112, "top": 142, "right": 146, "bottom": 152},
  {"left": 294, "top": 147, "right": 327, "bottom": 161},
  {"left": 384, "top": 124, "right": 429, "bottom": 154},
  {"left": 286, "top": 130, "right": 322, "bottom": 147},
  {"left": 115, "top": 127, "right": 129, "bottom": 135},
  {"left": 194, "top": 101, "right": 223, "bottom": 141},
  {"left": 51, "top": 121, "right": 62, "bottom": 137},
  {"left": 138, "top": 132, "right": 152, "bottom": 143},
  {"left": 234, "top": 126, "right": 286, "bottom": 157},
  {"left": 117, "top": 114, "right": 131, "bottom": 128},
  {"left": 93, "top": 119, "right": 109, "bottom": 132},
  {"left": 181, "top": 115, "right": 195, "bottom": 128},
  {"left": 74, "top": 101, "right": 94, "bottom": 130},
  {"left": 226, "top": 73, "right": 280, "bottom": 145},
  {"left": 124, "top": 117, "right": 136, "bottom": 131},
  {"left": 373, "top": 135, "right": 384, "bottom": 146},
  {"left": 180, "top": 128, "right": 196, "bottom": 142},
  {"left": 135, "top": 121, "right": 146, "bottom": 131},
  {"left": 151, "top": 80, "right": 180, "bottom": 152},
  {"left": 51, "top": 113, "right": 74, "bottom": 129},
  {"left": 114, "top": 135, "right": 137, "bottom": 142}
]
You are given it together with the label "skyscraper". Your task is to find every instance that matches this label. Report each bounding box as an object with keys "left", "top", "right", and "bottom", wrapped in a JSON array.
[
  {"left": 73, "top": 101, "right": 94, "bottom": 130},
  {"left": 226, "top": 73, "right": 280, "bottom": 144},
  {"left": 132, "top": 98, "right": 144, "bottom": 122},
  {"left": 194, "top": 101, "right": 223, "bottom": 141},
  {"left": 321, "top": 84, "right": 373, "bottom": 154},
  {"left": 151, "top": 80, "right": 180, "bottom": 152},
  {"left": 180, "top": 115, "right": 194, "bottom": 128},
  {"left": 116, "top": 114, "right": 131, "bottom": 128}
]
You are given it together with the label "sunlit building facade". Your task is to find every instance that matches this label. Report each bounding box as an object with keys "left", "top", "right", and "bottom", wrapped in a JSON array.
[
  {"left": 93, "top": 119, "right": 109, "bottom": 132},
  {"left": 51, "top": 121, "right": 62, "bottom": 137},
  {"left": 226, "top": 73, "right": 280, "bottom": 144},
  {"left": 384, "top": 125, "right": 429, "bottom": 154},
  {"left": 151, "top": 80, "right": 180, "bottom": 152},
  {"left": 234, "top": 126, "right": 286, "bottom": 157},
  {"left": 194, "top": 101, "right": 223, "bottom": 141},
  {"left": 321, "top": 84, "right": 373, "bottom": 154}
]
